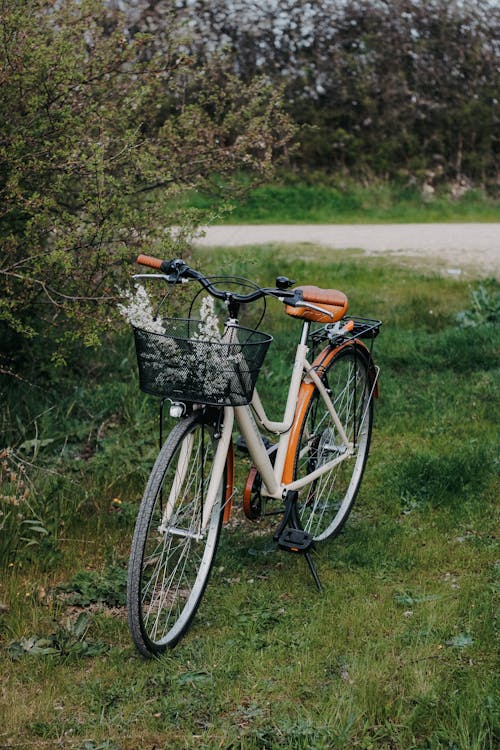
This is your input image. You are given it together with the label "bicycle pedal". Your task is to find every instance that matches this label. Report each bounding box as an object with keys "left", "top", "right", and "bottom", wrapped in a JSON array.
[{"left": 277, "top": 528, "right": 314, "bottom": 554}]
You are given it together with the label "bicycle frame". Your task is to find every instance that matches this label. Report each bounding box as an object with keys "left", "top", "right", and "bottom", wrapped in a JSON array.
[
  {"left": 129, "top": 255, "right": 383, "bottom": 655},
  {"left": 199, "top": 319, "right": 378, "bottom": 530}
]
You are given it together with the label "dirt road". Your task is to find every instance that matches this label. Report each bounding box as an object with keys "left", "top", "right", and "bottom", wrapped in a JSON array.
[{"left": 195, "top": 223, "right": 500, "bottom": 277}]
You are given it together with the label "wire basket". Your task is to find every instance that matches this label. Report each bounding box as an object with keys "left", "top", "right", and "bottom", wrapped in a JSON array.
[{"left": 133, "top": 318, "right": 273, "bottom": 406}]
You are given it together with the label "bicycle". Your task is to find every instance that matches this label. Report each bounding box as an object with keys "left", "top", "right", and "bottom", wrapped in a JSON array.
[{"left": 126, "top": 255, "right": 382, "bottom": 657}]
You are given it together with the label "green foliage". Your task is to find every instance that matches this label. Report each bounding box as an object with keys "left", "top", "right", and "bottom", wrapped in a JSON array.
[
  {"left": 0, "top": 448, "right": 58, "bottom": 566},
  {"left": 186, "top": 0, "right": 499, "bottom": 185},
  {"left": 456, "top": 281, "right": 500, "bottom": 328},
  {"left": 7, "top": 613, "right": 108, "bottom": 659},
  {"left": 58, "top": 564, "right": 127, "bottom": 608},
  {"left": 0, "top": 333, "right": 157, "bottom": 566},
  {"left": 0, "top": 0, "right": 292, "bottom": 369}
]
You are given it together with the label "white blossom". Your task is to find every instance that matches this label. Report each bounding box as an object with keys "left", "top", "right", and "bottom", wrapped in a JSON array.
[
  {"left": 192, "top": 296, "right": 222, "bottom": 342},
  {"left": 121, "top": 288, "right": 256, "bottom": 405},
  {"left": 117, "top": 284, "right": 165, "bottom": 334}
]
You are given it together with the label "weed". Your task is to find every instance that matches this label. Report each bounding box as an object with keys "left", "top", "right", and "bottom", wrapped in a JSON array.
[
  {"left": 7, "top": 613, "right": 108, "bottom": 659},
  {"left": 58, "top": 563, "right": 127, "bottom": 607},
  {"left": 456, "top": 280, "right": 500, "bottom": 328}
]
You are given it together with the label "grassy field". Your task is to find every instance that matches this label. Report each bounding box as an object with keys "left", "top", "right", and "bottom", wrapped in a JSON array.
[
  {"left": 0, "top": 246, "right": 498, "bottom": 749},
  {"left": 185, "top": 181, "right": 500, "bottom": 224}
]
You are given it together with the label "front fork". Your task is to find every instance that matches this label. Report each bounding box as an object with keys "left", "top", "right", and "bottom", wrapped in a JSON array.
[{"left": 159, "top": 406, "right": 234, "bottom": 534}]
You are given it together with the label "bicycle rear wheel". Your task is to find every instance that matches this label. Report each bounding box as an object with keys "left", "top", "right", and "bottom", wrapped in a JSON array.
[
  {"left": 293, "top": 344, "right": 374, "bottom": 541},
  {"left": 127, "top": 411, "right": 225, "bottom": 656}
]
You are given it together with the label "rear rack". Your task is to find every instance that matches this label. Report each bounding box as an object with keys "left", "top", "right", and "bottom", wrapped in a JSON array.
[{"left": 311, "top": 317, "right": 382, "bottom": 348}]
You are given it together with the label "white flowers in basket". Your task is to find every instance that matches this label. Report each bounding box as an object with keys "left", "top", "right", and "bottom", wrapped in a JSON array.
[
  {"left": 192, "top": 296, "right": 251, "bottom": 401},
  {"left": 119, "top": 286, "right": 252, "bottom": 404},
  {"left": 117, "top": 284, "right": 166, "bottom": 334},
  {"left": 192, "top": 296, "right": 221, "bottom": 342}
]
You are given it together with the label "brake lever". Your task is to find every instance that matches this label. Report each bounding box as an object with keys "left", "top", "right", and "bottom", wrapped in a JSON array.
[
  {"left": 299, "top": 300, "right": 335, "bottom": 318},
  {"left": 285, "top": 296, "right": 334, "bottom": 318},
  {"left": 132, "top": 273, "right": 188, "bottom": 284}
]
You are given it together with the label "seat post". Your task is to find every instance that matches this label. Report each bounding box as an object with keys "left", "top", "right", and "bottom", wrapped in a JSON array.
[{"left": 300, "top": 321, "right": 310, "bottom": 347}]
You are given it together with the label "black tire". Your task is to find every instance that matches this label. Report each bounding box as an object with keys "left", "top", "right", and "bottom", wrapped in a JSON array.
[
  {"left": 294, "top": 345, "right": 374, "bottom": 541},
  {"left": 127, "top": 411, "right": 225, "bottom": 656}
]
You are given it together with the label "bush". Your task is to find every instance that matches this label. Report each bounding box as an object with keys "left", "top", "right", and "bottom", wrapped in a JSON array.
[
  {"left": 185, "top": 0, "right": 500, "bottom": 185},
  {"left": 0, "top": 0, "right": 292, "bottom": 371}
]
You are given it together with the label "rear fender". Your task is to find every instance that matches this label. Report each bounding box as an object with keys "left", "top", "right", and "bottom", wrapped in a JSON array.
[{"left": 282, "top": 340, "right": 377, "bottom": 485}]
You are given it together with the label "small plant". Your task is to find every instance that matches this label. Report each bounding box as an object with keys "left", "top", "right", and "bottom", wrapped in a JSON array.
[
  {"left": 456, "top": 282, "right": 500, "bottom": 328},
  {"left": 0, "top": 448, "right": 31, "bottom": 507},
  {"left": 58, "top": 564, "right": 127, "bottom": 608},
  {"left": 0, "top": 449, "right": 50, "bottom": 565},
  {"left": 7, "top": 613, "right": 108, "bottom": 659}
]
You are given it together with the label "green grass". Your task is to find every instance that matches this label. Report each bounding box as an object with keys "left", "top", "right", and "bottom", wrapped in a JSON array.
[
  {"left": 1, "top": 248, "right": 498, "bottom": 749},
  {"left": 185, "top": 180, "right": 500, "bottom": 224}
]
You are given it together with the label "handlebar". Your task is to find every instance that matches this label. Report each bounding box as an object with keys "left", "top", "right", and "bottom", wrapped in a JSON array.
[
  {"left": 135, "top": 254, "right": 348, "bottom": 323},
  {"left": 136, "top": 254, "right": 297, "bottom": 306}
]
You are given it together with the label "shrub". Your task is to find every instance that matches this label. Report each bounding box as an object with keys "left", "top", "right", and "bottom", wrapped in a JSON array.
[{"left": 0, "top": 0, "right": 292, "bottom": 371}]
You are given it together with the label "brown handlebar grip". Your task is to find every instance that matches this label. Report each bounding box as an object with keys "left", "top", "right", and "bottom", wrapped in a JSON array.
[{"left": 136, "top": 254, "right": 163, "bottom": 270}]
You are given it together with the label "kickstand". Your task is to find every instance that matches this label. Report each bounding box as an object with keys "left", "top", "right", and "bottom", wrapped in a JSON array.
[{"left": 273, "top": 490, "right": 323, "bottom": 592}]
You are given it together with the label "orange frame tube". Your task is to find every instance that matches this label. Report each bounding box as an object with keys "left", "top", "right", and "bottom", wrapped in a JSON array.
[{"left": 282, "top": 340, "right": 376, "bottom": 485}]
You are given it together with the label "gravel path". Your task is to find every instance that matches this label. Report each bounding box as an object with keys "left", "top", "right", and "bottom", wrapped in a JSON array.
[{"left": 196, "top": 223, "right": 500, "bottom": 277}]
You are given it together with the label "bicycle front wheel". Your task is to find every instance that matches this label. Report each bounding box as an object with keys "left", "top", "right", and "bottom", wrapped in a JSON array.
[
  {"left": 293, "top": 344, "right": 374, "bottom": 541},
  {"left": 127, "top": 411, "right": 225, "bottom": 657}
]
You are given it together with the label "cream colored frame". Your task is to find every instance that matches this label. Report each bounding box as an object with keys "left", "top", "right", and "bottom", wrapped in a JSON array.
[{"left": 200, "top": 320, "right": 363, "bottom": 529}]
